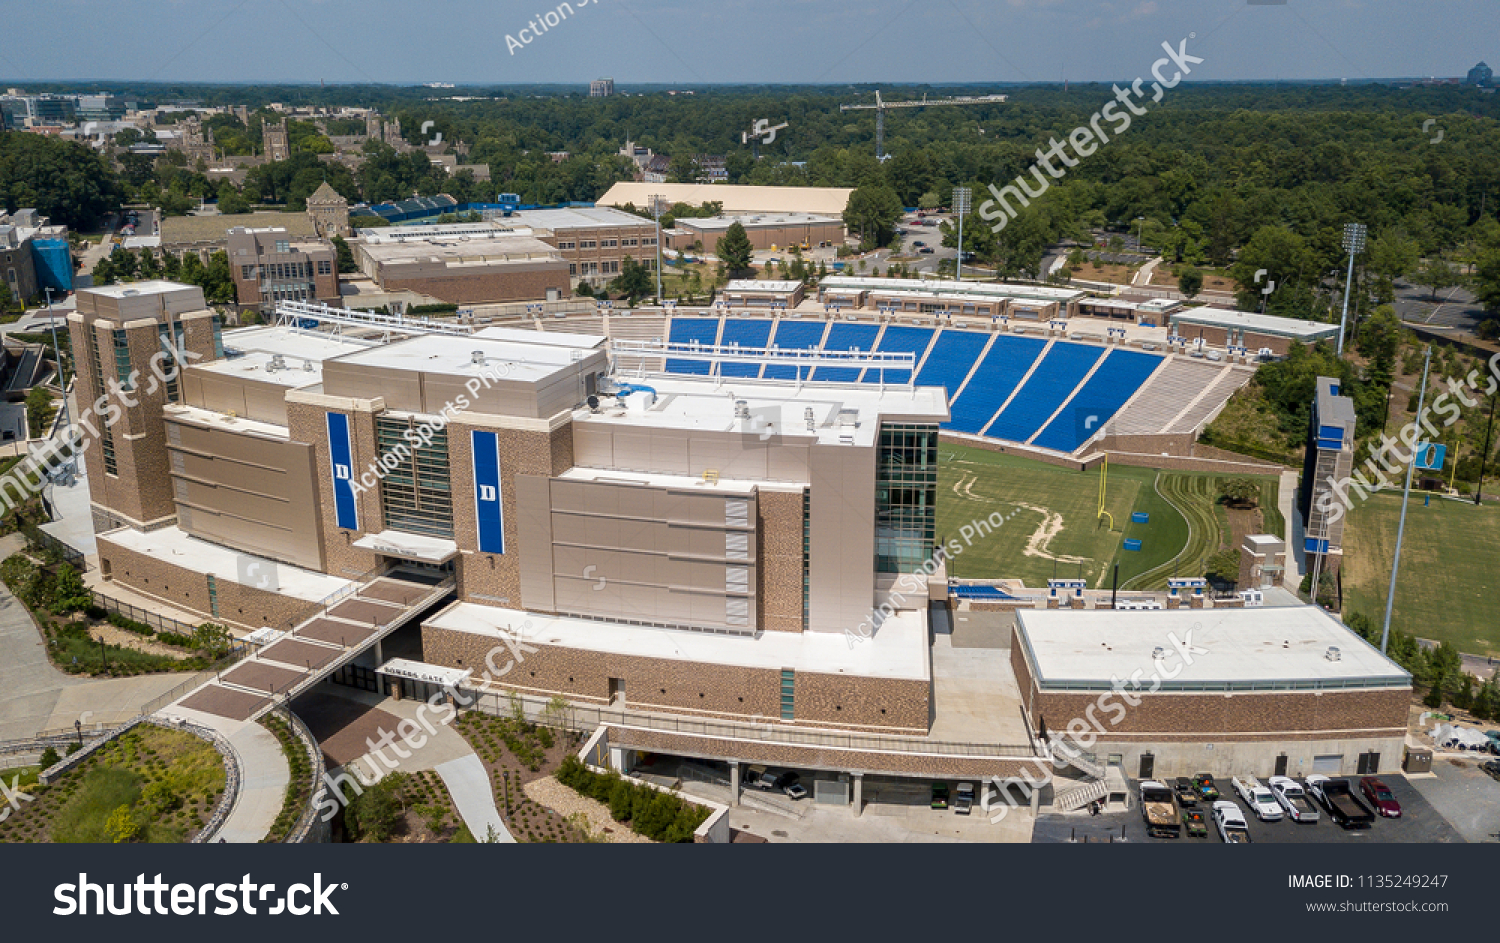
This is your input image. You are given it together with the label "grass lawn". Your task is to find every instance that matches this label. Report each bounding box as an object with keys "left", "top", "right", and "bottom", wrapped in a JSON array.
[
  {"left": 1342, "top": 492, "right": 1500, "bottom": 655},
  {"left": 937, "top": 443, "right": 1283, "bottom": 591}
]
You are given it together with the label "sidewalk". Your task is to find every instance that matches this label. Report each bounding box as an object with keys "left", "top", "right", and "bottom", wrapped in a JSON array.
[{"left": 160, "top": 706, "right": 291, "bottom": 844}]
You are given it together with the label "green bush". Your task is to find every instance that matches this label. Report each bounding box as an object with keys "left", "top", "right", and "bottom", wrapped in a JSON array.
[{"left": 39, "top": 746, "right": 59, "bottom": 769}]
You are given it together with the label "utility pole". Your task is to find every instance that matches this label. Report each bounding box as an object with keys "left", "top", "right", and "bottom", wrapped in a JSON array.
[
  {"left": 1381, "top": 345, "right": 1430, "bottom": 654},
  {"left": 952, "top": 187, "right": 971, "bottom": 282},
  {"left": 1336, "top": 222, "right": 1366, "bottom": 356}
]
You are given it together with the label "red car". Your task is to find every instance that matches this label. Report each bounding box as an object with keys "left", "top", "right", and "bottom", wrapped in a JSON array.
[{"left": 1359, "top": 777, "right": 1401, "bottom": 818}]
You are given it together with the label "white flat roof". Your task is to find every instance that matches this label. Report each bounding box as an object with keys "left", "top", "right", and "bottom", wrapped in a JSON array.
[
  {"left": 1171, "top": 307, "right": 1338, "bottom": 338},
  {"left": 820, "top": 276, "right": 1085, "bottom": 302},
  {"left": 82, "top": 280, "right": 196, "bottom": 298},
  {"left": 425, "top": 601, "right": 928, "bottom": 681},
  {"left": 681, "top": 213, "right": 840, "bottom": 230},
  {"left": 474, "top": 325, "right": 605, "bottom": 349},
  {"left": 724, "top": 280, "right": 803, "bottom": 292},
  {"left": 352, "top": 530, "right": 458, "bottom": 564},
  {"left": 377, "top": 657, "right": 471, "bottom": 687},
  {"left": 506, "top": 206, "right": 654, "bottom": 230},
  {"left": 579, "top": 375, "right": 947, "bottom": 446},
  {"left": 221, "top": 325, "right": 378, "bottom": 361},
  {"left": 330, "top": 332, "right": 601, "bottom": 384},
  {"left": 164, "top": 403, "right": 288, "bottom": 439},
  {"left": 99, "top": 526, "right": 352, "bottom": 603},
  {"left": 1017, "top": 607, "right": 1410, "bottom": 692},
  {"left": 191, "top": 351, "right": 324, "bottom": 390},
  {"left": 561, "top": 466, "right": 805, "bottom": 493}
]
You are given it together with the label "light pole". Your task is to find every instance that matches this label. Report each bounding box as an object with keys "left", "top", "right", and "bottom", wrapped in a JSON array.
[
  {"left": 649, "top": 194, "right": 665, "bottom": 305},
  {"left": 1134, "top": 215, "right": 1144, "bottom": 250},
  {"left": 1475, "top": 389, "right": 1497, "bottom": 506},
  {"left": 1336, "top": 222, "right": 1366, "bottom": 356},
  {"left": 952, "top": 187, "right": 971, "bottom": 282},
  {"left": 1381, "top": 345, "right": 1430, "bottom": 654}
]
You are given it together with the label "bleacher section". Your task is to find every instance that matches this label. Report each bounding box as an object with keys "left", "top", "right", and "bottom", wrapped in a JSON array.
[
  {"left": 983, "top": 342, "right": 1103, "bottom": 443},
  {"left": 1031, "top": 348, "right": 1163, "bottom": 452},
  {"left": 912, "top": 329, "right": 990, "bottom": 402},
  {"left": 717, "top": 318, "right": 775, "bottom": 378},
  {"left": 946, "top": 335, "right": 1048, "bottom": 434},
  {"left": 541, "top": 315, "right": 605, "bottom": 336},
  {"left": 763, "top": 319, "right": 830, "bottom": 380},
  {"left": 811, "top": 322, "right": 879, "bottom": 381},
  {"left": 1164, "top": 366, "right": 1252, "bottom": 434},
  {"left": 861, "top": 325, "right": 935, "bottom": 385},
  {"left": 665, "top": 317, "right": 723, "bottom": 375},
  {"left": 622, "top": 312, "right": 1238, "bottom": 455},
  {"left": 1105, "top": 357, "right": 1225, "bottom": 436}
]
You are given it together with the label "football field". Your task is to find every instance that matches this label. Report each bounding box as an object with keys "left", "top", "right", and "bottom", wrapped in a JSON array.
[{"left": 936, "top": 443, "right": 1283, "bottom": 591}]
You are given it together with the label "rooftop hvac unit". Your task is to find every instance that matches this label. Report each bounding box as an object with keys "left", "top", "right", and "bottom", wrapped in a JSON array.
[
  {"left": 472, "top": 351, "right": 486, "bottom": 365},
  {"left": 268, "top": 354, "right": 286, "bottom": 371},
  {"left": 734, "top": 399, "right": 750, "bottom": 419},
  {"left": 1325, "top": 646, "right": 1341, "bottom": 662}
]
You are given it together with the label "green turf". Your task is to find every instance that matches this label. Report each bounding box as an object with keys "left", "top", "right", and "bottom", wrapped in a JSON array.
[
  {"left": 1341, "top": 492, "right": 1500, "bottom": 656},
  {"left": 938, "top": 443, "right": 1285, "bottom": 591}
]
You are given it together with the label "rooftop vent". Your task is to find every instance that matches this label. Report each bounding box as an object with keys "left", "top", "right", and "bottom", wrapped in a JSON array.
[
  {"left": 804, "top": 407, "right": 816, "bottom": 432},
  {"left": 302, "top": 359, "right": 314, "bottom": 372},
  {"left": 1326, "top": 646, "right": 1341, "bottom": 662},
  {"left": 472, "top": 351, "right": 486, "bottom": 365},
  {"left": 1152, "top": 646, "right": 1166, "bottom": 661},
  {"left": 734, "top": 399, "right": 750, "bottom": 420},
  {"left": 268, "top": 354, "right": 286, "bottom": 372}
]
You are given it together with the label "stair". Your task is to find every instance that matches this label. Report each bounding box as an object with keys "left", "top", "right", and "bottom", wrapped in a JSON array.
[
  {"left": 1053, "top": 779, "right": 1108, "bottom": 813},
  {"left": 1051, "top": 743, "right": 1105, "bottom": 780}
]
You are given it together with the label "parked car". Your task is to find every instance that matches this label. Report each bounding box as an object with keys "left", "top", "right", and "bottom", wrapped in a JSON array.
[
  {"left": 780, "top": 772, "right": 807, "bottom": 801},
  {"left": 1139, "top": 780, "right": 1180, "bottom": 838},
  {"left": 1192, "top": 773, "right": 1220, "bottom": 802},
  {"left": 1481, "top": 760, "right": 1500, "bottom": 782},
  {"left": 953, "top": 782, "right": 974, "bottom": 815},
  {"left": 1485, "top": 731, "right": 1500, "bottom": 754},
  {"left": 1211, "top": 800, "right": 1252, "bottom": 843},
  {"left": 1231, "top": 776, "right": 1284, "bottom": 822},
  {"left": 931, "top": 783, "right": 950, "bottom": 809},
  {"left": 1173, "top": 777, "right": 1199, "bottom": 808},
  {"left": 1268, "top": 775, "right": 1319, "bottom": 823},
  {"left": 1181, "top": 808, "right": 1208, "bottom": 838},
  {"left": 912, "top": 240, "right": 926, "bottom": 247},
  {"left": 919, "top": 247, "right": 935, "bottom": 254},
  {"left": 1359, "top": 777, "right": 1402, "bottom": 818}
]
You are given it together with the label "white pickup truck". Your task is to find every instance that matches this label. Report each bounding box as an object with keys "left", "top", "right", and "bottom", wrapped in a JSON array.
[
  {"left": 1231, "top": 776, "right": 1284, "bottom": 821},
  {"left": 1212, "top": 800, "right": 1252, "bottom": 843},
  {"left": 1268, "top": 775, "right": 1320, "bottom": 823}
]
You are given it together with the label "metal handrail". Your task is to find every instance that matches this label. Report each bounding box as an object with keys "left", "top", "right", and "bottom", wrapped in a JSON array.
[{"left": 274, "top": 707, "right": 326, "bottom": 844}]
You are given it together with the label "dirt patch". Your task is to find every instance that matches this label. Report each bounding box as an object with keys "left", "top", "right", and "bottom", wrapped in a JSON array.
[
  {"left": 453, "top": 709, "right": 591, "bottom": 843},
  {"left": 1068, "top": 262, "right": 1135, "bottom": 284},
  {"left": 1013, "top": 501, "right": 1088, "bottom": 564},
  {"left": 88, "top": 623, "right": 191, "bottom": 659},
  {"left": 1223, "top": 504, "right": 1261, "bottom": 554},
  {"left": 524, "top": 775, "right": 653, "bottom": 844}
]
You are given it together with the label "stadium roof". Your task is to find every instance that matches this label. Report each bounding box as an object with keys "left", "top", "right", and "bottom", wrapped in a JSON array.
[
  {"left": 1015, "top": 606, "right": 1411, "bottom": 693},
  {"left": 1170, "top": 306, "right": 1338, "bottom": 340},
  {"left": 597, "top": 182, "right": 854, "bottom": 216},
  {"left": 820, "top": 275, "right": 1085, "bottom": 303}
]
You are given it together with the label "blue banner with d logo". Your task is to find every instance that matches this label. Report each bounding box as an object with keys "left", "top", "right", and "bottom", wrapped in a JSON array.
[
  {"left": 472, "top": 429, "right": 505, "bottom": 553},
  {"left": 327, "top": 411, "right": 359, "bottom": 531}
]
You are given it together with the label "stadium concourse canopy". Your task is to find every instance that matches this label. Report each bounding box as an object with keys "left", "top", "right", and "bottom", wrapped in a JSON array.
[{"left": 597, "top": 182, "right": 854, "bottom": 217}]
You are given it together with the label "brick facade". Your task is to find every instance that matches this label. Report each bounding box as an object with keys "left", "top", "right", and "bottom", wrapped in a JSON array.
[
  {"left": 380, "top": 267, "right": 570, "bottom": 306},
  {"left": 755, "top": 489, "right": 805, "bottom": 633},
  {"left": 285, "top": 398, "right": 384, "bottom": 579},
  {"left": 97, "top": 538, "right": 311, "bottom": 633}
]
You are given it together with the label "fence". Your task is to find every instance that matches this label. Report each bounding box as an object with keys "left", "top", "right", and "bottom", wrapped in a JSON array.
[
  {"left": 21, "top": 522, "right": 85, "bottom": 571},
  {"left": 464, "top": 690, "right": 1038, "bottom": 759},
  {"left": 89, "top": 589, "right": 203, "bottom": 637}
]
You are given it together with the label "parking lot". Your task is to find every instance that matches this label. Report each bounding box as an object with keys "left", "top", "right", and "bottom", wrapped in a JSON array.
[{"left": 1032, "top": 775, "right": 1468, "bottom": 844}]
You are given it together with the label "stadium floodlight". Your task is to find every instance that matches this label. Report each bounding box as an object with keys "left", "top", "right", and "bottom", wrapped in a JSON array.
[
  {"left": 952, "top": 187, "right": 972, "bottom": 282},
  {"left": 1381, "top": 345, "right": 1430, "bottom": 653},
  {"left": 1336, "top": 222, "right": 1367, "bottom": 356}
]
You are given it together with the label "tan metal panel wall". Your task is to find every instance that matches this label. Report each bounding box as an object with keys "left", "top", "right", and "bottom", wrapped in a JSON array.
[
  {"left": 322, "top": 362, "right": 423, "bottom": 411},
  {"left": 514, "top": 474, "right": 555, "bottom": 612},
  {"left": 807, "top": 442, "right": 876, "bottom": 634}
]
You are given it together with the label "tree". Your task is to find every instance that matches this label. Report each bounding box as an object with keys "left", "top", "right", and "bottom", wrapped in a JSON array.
[
  {"left": 1204, "top": 549, "right": 1239, "bottom": 585},
  {"left": 1216, "top": 478, "right": 1260, "bottom": 508},
  {"left": 1356, "top": 305, "right": 1402, "bottom": 388},
  {"left": 0, "top": 133, "right": 123, "bottom": 229},
  {"left": 1177, "top": 266, "right": 1203, "bottom": 299},
  {"left": 331, "top": 235, "right": 358, "bottom": 274},
  {"left": 25, "top": 385, "right": 55, "bottom": 439},
  {"left": 1367, "top": 231, "right": 1419, "bottom": 305},
  {"left": 105, "top": 805, "right": 140, "bottom": 843},
  {"left": 1412, "top": 257, "right": 1459, "bottom": 302},
  {"left": 716, "top": 221, "right": 754, "bottom": 277},
  {"left": 39, "top": 746, "right": 59, "bottom": 769},
  {"left": 918, "top": 191, "right": 940, "bottom": 212},
  {"left": 842, "top": 184, "right": 902, "bottom": 250},
  {"left": 609, "top": 257, "right": 654, "bottom": 306},
  {"left": 667, "top": 154, "right": 697, "bottom": 184}
]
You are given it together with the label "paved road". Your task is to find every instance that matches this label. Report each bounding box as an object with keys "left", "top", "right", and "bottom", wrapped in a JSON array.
[{"left": 0, "top": 534, "right": 88, "bottom": 742}]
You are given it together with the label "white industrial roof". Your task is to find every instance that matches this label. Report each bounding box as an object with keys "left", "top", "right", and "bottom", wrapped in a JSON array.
[
  {"left": 221, "top": 325, "right": 378, "bottom": 361},
  {"left": 425, "top": 600, "right": 928, "bottom": 680},
  {"left": 820, "top": 275, "right": 1085, "bottom": 302},
  {"left": 1017, "top": 606, "right": 1410, "bottom": 692},
  {"left": 1171, "top": 307, "right": 1338, "bottom": 339},
  {"left": 724, "top": 280, "right": 803, "bottom": 292},
  {"left": 99, "top": 526, "right": 352, "bottom": 602},
  {"left": 329, "top": 332, "right": 602, "bottom": 384},
  {"left": 191, "top": 350, "right": 326, "bottom": 390},
  {"left": 598, "top": 182, "right": 854, "bottom": 216}
]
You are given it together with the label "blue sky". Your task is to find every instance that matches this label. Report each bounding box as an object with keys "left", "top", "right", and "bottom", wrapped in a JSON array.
[{"left": 1, "top": 0, "right": 1495, "bottom": 86}]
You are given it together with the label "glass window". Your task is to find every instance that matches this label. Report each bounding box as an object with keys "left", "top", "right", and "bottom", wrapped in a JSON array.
[
  {"left": 874, "top": 423, "right": 937, "bottom": 573},
  {"left": 375, "top": 415, "right": 454, "bottom": 539}
]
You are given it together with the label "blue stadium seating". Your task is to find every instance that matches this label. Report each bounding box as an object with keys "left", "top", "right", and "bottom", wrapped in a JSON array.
[
  {"left": 810, "top": 322, "right": 879, "bottom": 381},
  {"left": 984, "top": 342, "right": 1104, "bottom": 442},
  {"left": 861, "top": 325, "right": 935, "bottom": 385},
  {"left": 952, "top": 585, "right": 1019, "bottom": 600},
  {"left": 762, "top": 319, "right": 829, "bottom": 380},
  {"left": 945, "top": 335, "right": 1048, "bottom": 434},
  {"left": 665, "top": 317, "right": 722, "bottom": 375},
  {"left": 913, "top": 329, "right": 990, "bottom": 402},
  {"left": 717, "top": 319, "right": 774, "bottom": 378},
  {"left": 1031, "top": 349, "right": 1163, "bottom": 452}
]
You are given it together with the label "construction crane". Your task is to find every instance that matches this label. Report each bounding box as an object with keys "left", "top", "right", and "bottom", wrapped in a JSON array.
[{"left": 839, "top": 91, "right": 1008, "bottom": 161}]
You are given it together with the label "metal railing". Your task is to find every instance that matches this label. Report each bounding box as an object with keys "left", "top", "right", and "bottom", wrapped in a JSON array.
[
  {"left": 21, "top": 523, "right": 85, "bottom": 570},
  {"left": 465, "top": 691, "right": 1038, "bottom": 759},
  {"left": 274, "top": 707, "right": 327, "bottom": 844},
  {"left": 89, "top": 589, "right": 203, "bottom": 637}
]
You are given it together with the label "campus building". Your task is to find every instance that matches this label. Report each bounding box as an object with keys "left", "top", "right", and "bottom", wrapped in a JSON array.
[
  {"left": 1011, "top": 606, "right": 1411, "bottom": 779},
  {"left": 815, "top": 276, "right": 1084, "bottom": 320},
  {"left": 0, "top": 208, "right": 72, "bottom": 302},
  {"left": 226, "top": 227, "right": 341, "bottom": 311},
  {"left": 1168, "top": 307, "right": 1339, "bottom": 357},
  {"left": 665, "top": 213, "right": 843, "bottom": 254}
]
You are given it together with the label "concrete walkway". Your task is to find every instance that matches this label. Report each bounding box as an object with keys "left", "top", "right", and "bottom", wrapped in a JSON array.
[
  {"left": 1279, "top": 469, "right": 1306, "bottom": 578},
  {"left": 0, "top": 532, "right": 88, "bottom": 741},
  {"left": 328, "top": 689, "right": 513, "bottom": 842},
  {"left": 434, "top": 755, "right": 514, "bottom": 843},
  {"left": 1132, "top": 257, "right": 1161, "bottom": 287},
  {"left": 166, "top": 706, "right": 291, "bottom": 843}
]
